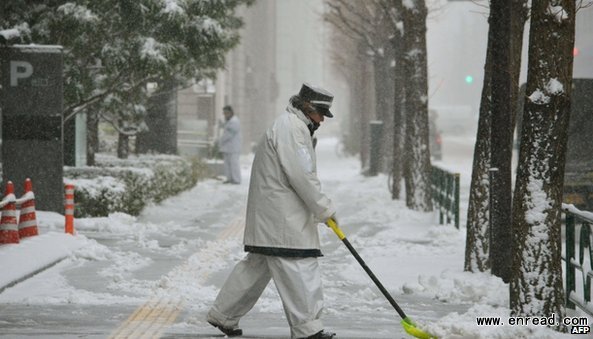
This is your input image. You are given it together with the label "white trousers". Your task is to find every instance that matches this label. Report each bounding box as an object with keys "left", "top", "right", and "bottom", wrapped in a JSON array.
[
  {"left": 207, "top": 253, "right": 324, "bottom": 338},
  {"left": 223, "top": 152, "right": 241, "bottom": 183}
]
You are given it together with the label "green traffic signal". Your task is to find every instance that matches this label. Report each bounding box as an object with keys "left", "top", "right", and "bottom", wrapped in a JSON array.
[{"left": 465, "top": 75, "right": 474, "bottom": 84}]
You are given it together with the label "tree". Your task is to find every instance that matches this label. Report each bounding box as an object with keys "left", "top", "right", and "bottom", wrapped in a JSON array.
[
  {"left": 464, "top": 0, "right": 528, "bottom": 273},
  {"left": 1, "top": 0, "right": 252, "bottom": 161},
  {"left": 324, "top": 0, "right": 432, "bottom": 207},
  {"left": 325, "top": 0, "right": 396, "bottom": 172},
  {"left": 488, "top": 0, "right": 514, "bottom": 283},
  {"left": 510, "top": 0, "right": 575, "bottom": 325},
  {"left": 401, "top": 0, "right": 432, "bottom": 211},
  {"left": 379, "top": 0, "right": 405, "bottom": 200},
  {"left": 390, "top": 32, "right": 405, "bottom": 200},
  {"left": 325, "top": 9, "right": 372, "bottom": 164}
]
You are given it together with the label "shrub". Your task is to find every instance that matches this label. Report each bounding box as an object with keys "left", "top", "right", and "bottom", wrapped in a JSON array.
[{"left": 65, "top": 153, "right": 203, "bottom": 217}]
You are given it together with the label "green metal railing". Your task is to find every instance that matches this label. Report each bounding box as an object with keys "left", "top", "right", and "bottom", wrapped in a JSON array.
[
  {"left": 563, "top": 203, "right": 593, "bottom": 316},
  {"left": 431, "top": 165, "right": 460, "bottom": 229}
]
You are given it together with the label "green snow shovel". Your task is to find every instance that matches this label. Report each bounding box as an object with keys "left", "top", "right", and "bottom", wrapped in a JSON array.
[{"left": 325, "top": 218, "right": 436, "bottom": 339}]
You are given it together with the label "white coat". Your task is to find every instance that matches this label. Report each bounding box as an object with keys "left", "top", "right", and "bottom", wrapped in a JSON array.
[
  {"left": 243, "top": 105, "right": 335, "bottom": 256},
  {"left": 218, "top": 115, "right": 241, "bottom": 154}
]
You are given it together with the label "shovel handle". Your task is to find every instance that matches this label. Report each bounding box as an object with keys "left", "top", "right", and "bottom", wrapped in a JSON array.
[{"left": 325, "top": 218, "right": 408, "bottom": 320}]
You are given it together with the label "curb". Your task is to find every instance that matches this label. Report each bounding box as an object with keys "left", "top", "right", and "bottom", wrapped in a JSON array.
[
  {"left": 0, "top": 256, "right": 67, "bottom": 294},
  {"left": 0, "top": 232, "right": 84, "bottom": 294}
]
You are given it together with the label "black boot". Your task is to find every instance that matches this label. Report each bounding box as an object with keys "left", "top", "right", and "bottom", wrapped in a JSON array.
[
  {"left": 207, "top": 320, "right": 243, "bottom": 337},
  {"left": 300, "top": 330, "right": 336, "bottom": 339}
]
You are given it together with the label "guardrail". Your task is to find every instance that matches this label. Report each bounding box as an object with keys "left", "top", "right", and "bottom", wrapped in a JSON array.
[
  {"left": 563, "top": 203, "right": 593, "bottom": 316},
  {"left": 431, "top": 165, "right": 460, "bottom": 229}
]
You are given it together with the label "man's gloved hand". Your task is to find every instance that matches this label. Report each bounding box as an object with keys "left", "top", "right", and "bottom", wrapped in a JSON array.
[
  {"left": 325, "top": 214, "right": 346, "bottom": 240},
  {"left": 326, "top": 214, "right": 338, "bottom": 227}
]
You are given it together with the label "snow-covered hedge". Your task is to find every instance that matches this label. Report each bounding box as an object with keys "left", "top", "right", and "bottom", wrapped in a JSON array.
[{"left": 65, "top": 153, "right": 207, "bottom": 217}]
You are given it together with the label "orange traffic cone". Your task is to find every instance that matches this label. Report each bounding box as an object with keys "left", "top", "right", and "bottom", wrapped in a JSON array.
[
  {"left": 0, "top": 181, "right": 19, "bottom": 244},
  {"left": 64, "top": 183, "right": 75, "bottom": 235},
  {"left": 18, "top": 178, "right": 38, "bottom": 238}
]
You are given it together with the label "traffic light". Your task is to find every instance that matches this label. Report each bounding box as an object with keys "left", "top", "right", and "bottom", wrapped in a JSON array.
[
  {"left": 573, "top": 47, "right": 580, "bottom": 57},
  {"left": 465, "top": 75, "right": 474, "bottom": 84}
]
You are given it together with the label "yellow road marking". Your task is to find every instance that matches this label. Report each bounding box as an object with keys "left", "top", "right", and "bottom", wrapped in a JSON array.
[
  {"left": 218, "top": 214, "right": 244, "bottom": 240},
  {"left": 109, "top": 212, "right": 245, "bottom": 339},
  {"left": 151, "top": 302, "right": 183, "bottom": 339},
  {"left": 134, "top": 299, "right": 182, "bottom": 339},
  {"left": 219, "top": 215, "right": 245, "bottom": 240},
  {"left": 110, "top": 298, "right": 176, "bottom": 339},
  {"left": 127, "top": 299, "right": 177, "bottom": 338}
]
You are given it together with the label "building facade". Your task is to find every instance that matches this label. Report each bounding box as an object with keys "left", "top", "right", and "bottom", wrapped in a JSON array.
[{"left": 215, "top": 0, "right": 329, "bottom": 153}]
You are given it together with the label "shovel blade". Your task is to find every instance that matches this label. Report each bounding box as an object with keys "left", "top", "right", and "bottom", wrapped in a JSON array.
[{"left": 401, "top": 317, "right": 436, "bottom": 339}]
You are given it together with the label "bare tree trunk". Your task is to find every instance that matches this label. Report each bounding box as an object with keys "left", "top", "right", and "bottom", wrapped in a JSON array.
[
  {"left": 489, "top": 0, "right": 514, "bottom": 283},
  {"left": 117, "top": 132, "right": 129, "bottom": 159},
  {"left": 373, "top": 56, "right": 391, "bottom": 123},
  {"left": 464, "top": 45, "right": 493, "bottom": 272},
  {"left": 373, "top": 44, "right": 396, "bottom": 174},
  {"left": 360, "top": 58, "right": 373, "bottom": 170},
  {"left": 377, "top": 8, "right": 396, "bottom": 175},
  {"left": 347, "top": 79, "right": 362, "bottom": 156},
  {"left": 510, "top": 0, "right": 575, "bottom": 326},
  {"left": 509, "top": 0, "right": 529, "bottom": 130},
  {"left": 373, "top": 56, "right": 390, "bottom": 172},
  {"left": 465, "top": 0, "right": 528, "bottom": 273},
  {"left": 391, "top": 33, "right": 405, "bottom": 200},
  {"left": 402, "top": 0, "right": 432, "bottom": 212}
]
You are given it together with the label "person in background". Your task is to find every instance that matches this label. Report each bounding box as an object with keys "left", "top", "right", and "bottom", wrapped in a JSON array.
[
  {"left": 207, "top": 83, "right": 338, "bottom": 339},
  {"left": 218, "top": 105, "right": 242, "bottom": 184}
]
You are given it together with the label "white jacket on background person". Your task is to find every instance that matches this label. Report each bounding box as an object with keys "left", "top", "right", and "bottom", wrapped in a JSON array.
[
  {"left": 243, "top": 104, "right": 336, "bottom": 256},
  {"left": 218, "top": 115, "right": 242, "bottom": 154}
]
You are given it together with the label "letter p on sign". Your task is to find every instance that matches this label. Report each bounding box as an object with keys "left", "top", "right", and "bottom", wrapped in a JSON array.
[{"left": 10, "top": 61, "right": 33, "bottom": 86}]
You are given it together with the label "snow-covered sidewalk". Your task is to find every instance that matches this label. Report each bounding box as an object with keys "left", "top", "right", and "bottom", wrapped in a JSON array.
[
  {"left": 0, "top": 136, "right": 590, "bottom": 338},
  {"left": 0, "top": 231, "right": 85, "bottom": 293}
]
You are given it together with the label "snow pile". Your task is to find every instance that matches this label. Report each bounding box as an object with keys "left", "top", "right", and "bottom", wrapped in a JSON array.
[
  {"left": 153, "top": 237, "right": 245, "bottom": 312},
  {"left": 427, "top": 304, "right": 572, "bottom": 339},
  {"left": 403, "top": 271, "right": 508, "bottom": 306}
]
